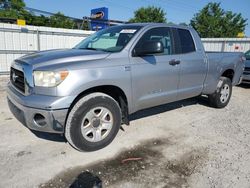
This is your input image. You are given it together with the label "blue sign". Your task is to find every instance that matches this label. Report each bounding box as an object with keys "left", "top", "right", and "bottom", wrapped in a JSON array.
[{"left": 90, "top": 7, "right": 109, "bottom": 31}]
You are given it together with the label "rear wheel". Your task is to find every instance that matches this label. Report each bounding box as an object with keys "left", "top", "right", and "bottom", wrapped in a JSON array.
[
  {"left": 208, "top": 77, "right": 232, "bottom": 108},
  {"left": 65, "top": 92, "right": 121, "bottom": 151}
]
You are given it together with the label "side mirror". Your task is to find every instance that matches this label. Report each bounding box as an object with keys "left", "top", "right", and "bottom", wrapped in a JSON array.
[{"left": 135, "top": 41, "right": 164, "bottom": 56}]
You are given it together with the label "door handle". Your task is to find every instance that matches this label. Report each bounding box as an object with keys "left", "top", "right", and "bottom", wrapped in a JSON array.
[
  {"left": 169, "top": 59, "right": 181, "bottom": 66},
  {"left": 175, "top": 60, "right": 181, "bottom": 65}
]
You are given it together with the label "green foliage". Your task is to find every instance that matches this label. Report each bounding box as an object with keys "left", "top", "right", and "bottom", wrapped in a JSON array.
[
  {"left": 9, "top": 0, "right": 25, "bottom": 10},
  {"left": 129, "top": 6, "right": 166, "bottom": 23},
  {"left": 31, "top": 15, "right": 49, "bottom": 26},
  {"left": 0, "top": 0, "right": 22, "bottom": 19},
  {"left": 0, "top": 0, "right": 80, "bottom": 29},
  {"left": 48, "top": 12, "right": 76, "bottom": 29},
  {"left": 191, "top": 2, "right": 247, "bottom": 38},
  {"left": 0, "top": 8, "right": 18, "bottom": 18}
]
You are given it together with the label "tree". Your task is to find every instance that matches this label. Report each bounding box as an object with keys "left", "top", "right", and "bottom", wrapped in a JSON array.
[
  {"left": 8, "top": 0, "right": 25, "bottom": 10},
  {"left": 0, "top": 0, "right": 35, "bottom": 24},
  {"left": 0, "top": 0, "right": 10, "bottom": 9},
  {"left": 31, "top": 15, "right": 50, "bottom": 26},
  {"left": 0, "top": 0, "right": 80, "bottom": 29},
  {"left": 191, "top": 2, "right": 247, "bottom": 38},
  {"left": 129, "top": 6, "right": 166, "bottom": 23},
  {"left": 48, "top": 12, "right": 76, "bottom": 29}
]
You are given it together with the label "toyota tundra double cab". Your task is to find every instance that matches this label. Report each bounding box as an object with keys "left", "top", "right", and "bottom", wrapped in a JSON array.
[{"left": 7, "top": 23, "right": 245, "bottom": 151}]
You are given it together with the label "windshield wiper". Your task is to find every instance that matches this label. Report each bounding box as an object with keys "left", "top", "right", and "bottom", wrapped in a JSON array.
[
  {"left": 101, "top": 49, "right": 112, "bottom": 52},
  {"left": 77, "top": 47, "right": 111, "bottom": 53},
  {"left": 75, "top": 47, "right": 98, "bottom": 51},
  {"left": 84, "top": 47, "right": 98, "bottom": 51}
]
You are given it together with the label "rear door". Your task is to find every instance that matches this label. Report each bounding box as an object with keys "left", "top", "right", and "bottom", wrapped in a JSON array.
[
  {"left": 173, "top": 28, "right": 207, "bottom": 100},
  {"left": 129, "top": 27, "right": 180, "bottom": 111}
]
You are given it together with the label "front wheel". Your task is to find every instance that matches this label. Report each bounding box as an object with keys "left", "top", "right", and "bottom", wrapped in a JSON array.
[
  {"left": 65, "top": 92, "right": 121, "bottom": 151},
  {"left": 208, "top": 77, "right": 232, "bottom": 108}
]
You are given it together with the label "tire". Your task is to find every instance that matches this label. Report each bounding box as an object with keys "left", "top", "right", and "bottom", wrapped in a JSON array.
[
  {"left": 65, "top": 92, "right": 121, "bottom": 152},
  {"left": 208, "top": 77, "right": 232, "bottom": 108}
]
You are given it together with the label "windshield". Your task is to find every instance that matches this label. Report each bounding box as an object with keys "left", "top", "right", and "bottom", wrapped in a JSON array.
[{"left": 74, "top": 25, "right": 142, "bottom": 53}]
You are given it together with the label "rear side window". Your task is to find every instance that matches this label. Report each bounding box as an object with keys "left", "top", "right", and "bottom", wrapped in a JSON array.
[{"left": 177, "top": 29, "right": 196, "bottom": 53}]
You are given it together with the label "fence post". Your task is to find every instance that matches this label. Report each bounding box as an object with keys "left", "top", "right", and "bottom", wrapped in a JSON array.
[
  {"left": 36, "top": 29, "right": 40, "bottom": 51},
  {"left": 221, "top": 40, "right": 226, "bottom": 52}
]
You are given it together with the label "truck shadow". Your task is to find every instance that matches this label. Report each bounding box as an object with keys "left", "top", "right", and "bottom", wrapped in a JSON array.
[
  {"left": 130, "top": 96, "right": 209, "bottom": 122},
  {"left": 31, "top": 130, "right": 66, "bottom": 142},
  {"left": 238, "top": 83, "right": 250, "bottom": 89}
]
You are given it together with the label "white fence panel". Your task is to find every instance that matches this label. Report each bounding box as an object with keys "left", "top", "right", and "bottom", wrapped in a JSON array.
[
  {"left": 202, "top": 38, "right": 250, "bottom": 52},
  {"left": 0, "top": 23, "right": 94, "bottom": 73}
]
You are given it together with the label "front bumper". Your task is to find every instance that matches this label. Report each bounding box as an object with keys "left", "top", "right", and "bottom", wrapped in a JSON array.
[{"left": 7, "top": 84, "right": 73, "bottom": 133}]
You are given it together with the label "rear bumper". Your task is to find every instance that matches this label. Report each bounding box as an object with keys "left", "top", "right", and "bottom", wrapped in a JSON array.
[
  {"left": 7, "top": 84, "right": 72, "bottom": 133},
  {"left": 242, "top": 74, "right": 250, "bottom": 84}
]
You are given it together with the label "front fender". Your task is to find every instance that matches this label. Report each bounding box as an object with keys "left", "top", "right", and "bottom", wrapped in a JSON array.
[{"left": 57, "top": 66, "right": 133, "bottom": 112}]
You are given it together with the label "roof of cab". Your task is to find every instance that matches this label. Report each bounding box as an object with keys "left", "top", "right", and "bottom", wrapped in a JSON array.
[{"left": 122, "top": 22, "right": 192, "bottom": 30}]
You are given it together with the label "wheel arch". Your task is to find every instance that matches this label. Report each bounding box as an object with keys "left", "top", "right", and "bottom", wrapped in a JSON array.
[
  {"left": 221, "top": 69, "right": 234, "bottom": 81},
  {"left": 67, "top": 85, "right": 130, "bottom": 127}
]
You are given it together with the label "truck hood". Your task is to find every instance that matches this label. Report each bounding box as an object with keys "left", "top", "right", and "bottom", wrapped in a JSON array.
[{"left": 17, "top": 49, "right": 110, "bottom": 68}]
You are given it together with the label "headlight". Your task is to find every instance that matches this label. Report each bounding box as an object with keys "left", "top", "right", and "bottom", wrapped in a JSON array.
[{"left": 33, "top": 71, "right": 69, "bottom": 87}]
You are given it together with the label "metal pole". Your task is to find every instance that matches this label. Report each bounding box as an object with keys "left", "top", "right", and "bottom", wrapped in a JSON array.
[
  {"left": 222, "top": 40, "right": 226, "bottom": 52},
  {"left": 36, "top": 29, "right": 40, "bottom": 51}
]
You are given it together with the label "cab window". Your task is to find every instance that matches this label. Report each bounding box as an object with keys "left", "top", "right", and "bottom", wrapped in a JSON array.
[
  {"left": 134, "top": 27, "right": 173, "bottom": 55},
  {"left": 174, "top": 28, "right": 196, "bottom": 54}
]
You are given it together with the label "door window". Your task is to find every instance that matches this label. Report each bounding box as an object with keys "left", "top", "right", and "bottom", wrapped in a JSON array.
[{"left": 134, "top": 27, "right": 173, "bottom": 55}]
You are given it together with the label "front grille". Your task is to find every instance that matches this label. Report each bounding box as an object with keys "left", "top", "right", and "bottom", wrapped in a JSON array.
[
  {"left": 245, "top": 67, "right": 250, "bottom": 72},
  {"left": 10, "top": 67, "right": 25, "bottom": 93}
]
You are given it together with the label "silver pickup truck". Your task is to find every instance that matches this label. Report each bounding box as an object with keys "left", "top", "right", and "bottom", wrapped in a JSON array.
[{"left": 7, "top": 23, "right": 245, "bottom": 151}]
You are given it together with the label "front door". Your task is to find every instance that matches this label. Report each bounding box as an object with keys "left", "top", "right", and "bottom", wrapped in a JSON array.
[{"left": 129, "top": 27, "right": 180, "bottom": 112}]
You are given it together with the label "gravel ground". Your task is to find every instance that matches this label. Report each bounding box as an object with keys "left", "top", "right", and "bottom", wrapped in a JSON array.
[
  {"left": 0, "top": 75, "right": 8, "bottom": 91},
  {"left": 0, "top": 79, "right": 250, "bottom": 188}
]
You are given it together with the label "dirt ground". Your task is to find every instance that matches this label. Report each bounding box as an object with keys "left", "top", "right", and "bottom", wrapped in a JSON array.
[{"left": 0, "top": 79, "right": 250, "bottom": 188}]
